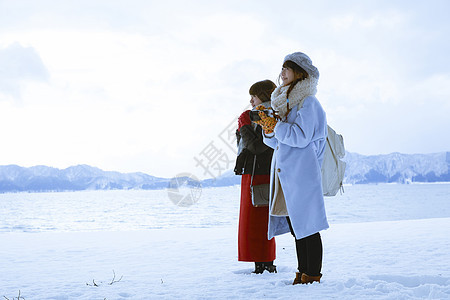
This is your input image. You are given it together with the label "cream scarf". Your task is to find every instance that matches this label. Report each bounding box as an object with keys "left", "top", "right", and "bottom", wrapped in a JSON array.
[{"left": 271, "top": 76, "right": 319, "bottom": 119}]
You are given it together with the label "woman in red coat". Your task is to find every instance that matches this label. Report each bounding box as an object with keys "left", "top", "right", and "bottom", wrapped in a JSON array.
[{"left": 234, "top": 80, "right": 276, "bottom": 274}]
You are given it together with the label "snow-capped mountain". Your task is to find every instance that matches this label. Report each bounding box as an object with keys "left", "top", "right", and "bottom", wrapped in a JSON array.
[
  {"left": 0, "top": 164, "right": 170, "bottom": 192},
  {"left": 344, "top": 151, "right": 450, "bottom": 184},
  {"left": 207, "top": 151, "right": 450, "bottom": 186},
  {"left": 0, "top": 151, "right": 448, "bottom": 192}
]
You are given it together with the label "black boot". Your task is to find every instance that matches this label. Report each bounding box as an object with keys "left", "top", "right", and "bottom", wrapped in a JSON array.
[
  {"left": 263, "top": 261, "right": 277, "bottom": 273},
  {"left": 252, "top": 262, "right": 265, "bottom": 274}
]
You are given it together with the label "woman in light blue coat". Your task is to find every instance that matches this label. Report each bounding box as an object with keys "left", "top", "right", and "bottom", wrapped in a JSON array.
[{"left": 256, "top": 52, "right": 329, "bottom": 285}]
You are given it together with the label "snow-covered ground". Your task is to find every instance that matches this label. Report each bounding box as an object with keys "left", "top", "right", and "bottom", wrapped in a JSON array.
[{"left": 1, "top": 184, "right": 449, "bottom": 299}]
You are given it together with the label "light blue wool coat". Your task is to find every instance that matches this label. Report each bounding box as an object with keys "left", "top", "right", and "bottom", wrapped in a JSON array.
[{"left": 263, "top": 95, "right": 329, "bottom": 240}]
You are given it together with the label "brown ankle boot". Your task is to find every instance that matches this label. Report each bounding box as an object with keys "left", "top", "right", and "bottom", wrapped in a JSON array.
[
  {"left": 300, "top": 273, "right": 322, "bottom": 284},
  {"left": 292, "top": 272, "right": 303, "bottom": 285}
]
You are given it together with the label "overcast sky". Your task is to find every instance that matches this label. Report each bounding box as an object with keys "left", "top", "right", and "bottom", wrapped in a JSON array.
[{"left": 0, "top": 0, "right": 449, "bottom": 179}]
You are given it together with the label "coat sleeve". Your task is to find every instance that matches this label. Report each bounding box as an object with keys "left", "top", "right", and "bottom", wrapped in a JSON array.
[
  {"left": 273, "top": 96, "right": 327, "bottom": 149},
  {"left": 262, "top": 131, "right": 277, "bottom": 149},
  {"left": 239, "top": 125, "right": 269, "bottom": 155},
  {"left": 234, "top": 111, "right": 270, "bottom": 175}
]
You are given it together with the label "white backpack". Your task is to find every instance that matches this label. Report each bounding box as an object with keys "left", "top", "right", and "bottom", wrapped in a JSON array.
[{"left": 321, "top": 125, "right": 346, "bottom": 196}]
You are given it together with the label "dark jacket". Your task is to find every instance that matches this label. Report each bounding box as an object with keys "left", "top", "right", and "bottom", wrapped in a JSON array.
[{"left": 234, "top": 113, "right": 273, "bottom": 176}]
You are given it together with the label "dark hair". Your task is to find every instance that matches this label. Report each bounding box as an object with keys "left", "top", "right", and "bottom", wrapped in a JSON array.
[
  {"left": 249, "top": 80, "right": 276, "bottom": 103},
  {"left": 279, "top": 60, "right": 309, "bottom": 99}
]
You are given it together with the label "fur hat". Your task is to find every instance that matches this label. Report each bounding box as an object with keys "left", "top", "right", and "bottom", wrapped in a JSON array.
[{"left": 283, "top": 52, "right": 319, "bottom": 79}]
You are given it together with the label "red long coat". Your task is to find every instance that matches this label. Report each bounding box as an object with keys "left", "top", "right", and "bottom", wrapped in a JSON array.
[
  {"left": 238, "top": 173, "right": 276, "bottom": 262},
  {"left": 236, "top": 110, "right": 276, "bottom": 262}
]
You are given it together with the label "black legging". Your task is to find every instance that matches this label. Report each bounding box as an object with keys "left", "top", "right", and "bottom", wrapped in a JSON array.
[{"left": 286, "top": 217, "right": 323, "bottom": 276}]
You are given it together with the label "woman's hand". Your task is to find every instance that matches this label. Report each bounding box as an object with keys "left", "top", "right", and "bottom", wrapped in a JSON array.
[{"left": 254, "top": 106, "right": 277, "bottom": 134}]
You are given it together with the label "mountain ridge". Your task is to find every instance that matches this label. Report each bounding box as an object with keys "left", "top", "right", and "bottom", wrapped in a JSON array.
[
  {"left": 0, "top": 164, "right": 169, "bottom": 192},
  {"left": 343, "top": 151, "right": 450, "bottom": 184},
  {"left": 0, "top": 151, "right": 449, "bottom": 193}
]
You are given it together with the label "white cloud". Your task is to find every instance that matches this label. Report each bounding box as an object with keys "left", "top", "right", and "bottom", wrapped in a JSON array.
[
  {"left": 329, "top": 10, "right": 408, "bottom": 31},
  {"left": 0, "top": 0, "right": 449, "bottom": 178},
  {"left": 0, "top": 43, "right": 49, "bottom": 99}
]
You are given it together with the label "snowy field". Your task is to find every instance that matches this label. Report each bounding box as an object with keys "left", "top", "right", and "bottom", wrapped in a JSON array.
[{"left": 1, "top": 184, "right": 449, "bottom": 299}]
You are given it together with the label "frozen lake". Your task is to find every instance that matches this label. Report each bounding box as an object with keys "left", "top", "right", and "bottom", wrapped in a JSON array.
[
  {"left": 1, "top": 183, "right": 449, "bottom": 233},
  {"left": 1, "top": 183, "right": 449, "bottom": 299}
]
